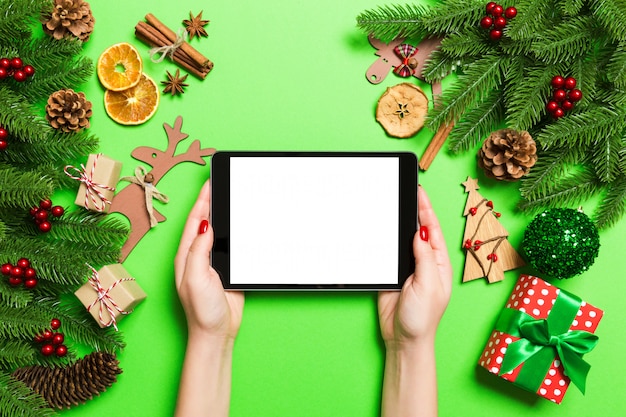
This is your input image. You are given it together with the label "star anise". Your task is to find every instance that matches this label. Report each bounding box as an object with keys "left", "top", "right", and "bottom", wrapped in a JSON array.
[
  {"left": 183, "top": 11, "right": 210, "bottom": 40},
  {"left": 161, "top": 69, "right": 189, "bottom": 96}
]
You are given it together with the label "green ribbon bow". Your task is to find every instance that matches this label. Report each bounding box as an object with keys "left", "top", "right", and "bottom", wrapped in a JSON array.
[{"left": 495, "top": 287, "right": 599, "bottom": 395}]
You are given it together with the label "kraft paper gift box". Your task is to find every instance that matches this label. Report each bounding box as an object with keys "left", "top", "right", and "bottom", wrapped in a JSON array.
[
  {"left": 479, "top": 274, "right": 603, "bottom": 404},
  {"left": 74, "top": 264, "right": 146, "bottom": 329},
  {"left": 71, "top": 153, "right": 122, "bottom": 213}
]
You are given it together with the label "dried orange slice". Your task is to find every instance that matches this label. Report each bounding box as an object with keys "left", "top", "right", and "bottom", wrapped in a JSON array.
[
  {"left": 97, "top": 43, "right": 143, "bottom": 91},
  {"left": 104, "top": 73, "right": 159, "bottom": 125}
]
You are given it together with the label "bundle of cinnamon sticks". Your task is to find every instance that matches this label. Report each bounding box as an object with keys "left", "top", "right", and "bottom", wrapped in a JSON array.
[{"left": 135, "top": 14, "right": 213, "bottom": 79}]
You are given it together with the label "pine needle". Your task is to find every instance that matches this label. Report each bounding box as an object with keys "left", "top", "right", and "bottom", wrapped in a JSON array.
[{"left": 0, "top": 371, "right": 55, "bottom": 417}]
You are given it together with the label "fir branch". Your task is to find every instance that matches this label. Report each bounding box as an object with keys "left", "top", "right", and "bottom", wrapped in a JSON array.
[
  {"left": 519, "top": 144, "right": 586, "bottom": 200},
  {"left": 594, "top": 175, "right": 626, "bottom": 228},
  {"left": 591, "top": 133, "right": 622, "bottom": 182},
  {"left": 36, "top": 298, "right": 126, "bottom": 354},
  {"left": 0, "top": 279, "right": 34, "bottom": 308},
  {"left": 0, "top": 86, "right": 52, "bottom": 143},
  {"left": 505, "top": 62, "right": 569, "bottom": 130},
  {"left": 506, "top": 0, "right": 559, "bottom": 40},
  {"left": 560, "top": 0, "right": 585, "bottom": 16},
  {"left": 530, "top": 16, "right": 596, "bottom": 64},
  {"left": 534, "top": 105, "right": 626, "bottom": 149},
  {"left": 0, "top": 303, "right": 50, "bottom": 339},
  {"left": 519, "top": 167, "right": 602, "bottom": 212},
  {"left": 0, "top": 371, "right": 55, "bottom": 417},
  {"left": 0, "top": 168, "right": 56, "bottom": 209},
  {"left": 448, "top": 91, "right": 505, "bottom": 153},
  {"left": 607, "top": 40, "right": 626, "bottom": 88},
  {"left": 421, "top": 0, "right": 486, "bottom": 35},
  {"left": 426, "top": 53, "right": 504, "bottom": 129},
  {"left": 422, "top": 48, "right": 470, "bottom": 82},
  {"left": 0, "top": 0, "right": 47, "bottom": 41},
  {"left": 0, "top": 338, "right": 36, "bottom": 371},
  {"left": 356, "top": 4, "right": 428, "bottom": 42},
  {"left": 43, "top": 211, "right": 129, "bottom": 249},
  {"left": 440, "top": 27, "right": 493, "bottom": 57},
  {"left": 0, "top": 129, "right": 99, "bottom": 169},
  {"left": 589, "top": 0, "right": 626, "bottom": 42}
]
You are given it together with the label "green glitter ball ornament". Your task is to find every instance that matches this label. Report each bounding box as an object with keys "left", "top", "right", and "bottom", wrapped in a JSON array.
[{"left": 522, "top": 208, "right": 600, "bottom": 279}]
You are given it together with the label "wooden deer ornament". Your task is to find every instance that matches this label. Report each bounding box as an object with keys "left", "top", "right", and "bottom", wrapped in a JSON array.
[{"left": 111, "top": 116, "right": 216, "bottom": 262}]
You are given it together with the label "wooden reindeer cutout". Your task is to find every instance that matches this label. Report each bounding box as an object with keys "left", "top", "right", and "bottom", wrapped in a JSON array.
[
  {"left": 366, "top": 34, "right": 453, "bottom": 170},
  {"left": 111, "top": 116, "right": 216, "bottom": 262}
]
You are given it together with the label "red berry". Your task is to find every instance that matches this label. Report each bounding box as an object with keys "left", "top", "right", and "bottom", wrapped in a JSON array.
[
  {"left": 486, "top": 2, "right": 497, "bottom": 14},
  {"left": 0, "top": 68, "right": 6, "bottom": 79},
  {"left": 494, "top": 212, "right": 502, "bottom": 218},
  {"left": 0, "top": 139, "right": 6, "bottom": 150},
  {"left": 480, "top": 16, "right": 493, "bottom": 29},
  {"left": 492, "top": 4, "right": 504, "bottom": 16},
  {"left": 474, "top": 240, "right": 483, "bottom": 250},
  {"left": 553, "top": 89, "right": 567, "bottom": 102},
  {"left": 50, "top": 318, "right": 61, "bottom": 330},
  {"left": 489, "top": 29, "right": 503, "bottom": 40},
  {"left": 0, "top": 128, "right": 6, "bottom": 140},
  {"left": 52, "top": 333, "right": 64, "bottom": 345},
  {"left": 24, "top": 278, "right": 37, "bottom": 289},
  {"left": 17, "top": 258, "right": 30, "bottom": 269},
  {"left": 41, "top": 344, "right": 55, "bottom": 356},
  {"left": 569, "top": 89, "right": 583, "bottom": 102},
  {"left": 24, "top": 267, "right": 36, "bottom": 279},
  {"left": 564, "top": 76, "right": 577, "bottom": 90},
  {"left": 546, "top": 100, "right": 559, "bottom": 113},
  {"left": 13, "top": 70, "right": 26, "bottom": 82},
  {"left": 33, "top": 334, "right": 44, "bottom": 343},
  {"left": 51, "top": 205, "right": 64, "bottom": 217},
  {"left": 494, "top": 16, "right": 507, "bottom": 29},
  {"left": 486, "top": 200, "right": 494, "bottom": 209},
  {"left": 553, "top": 108, "right": 565, "bottom": 118},
  {"left": 55, "top": 345, "right": 68, "bottom": 357},
  {"left": 10, "top": 266, "right": 23, "bottom": 277},
  {"left": 39, "top": 199, "right": 52, "bottom": 210},
  {"left": 35, "top": 209, "right": 48, "bottom": 221},
  {"left": 464, "top": 239, "right": 472, "bottom": 249},
  {"left": 1, "top": 263, "right": 11, "bottom": 275},
  {"left": 42, "top": 329, "right": 53, "bottom": 341},
  {"left": 10, "top": 57, "right": 23, "bottom": 69},
  {"left": 469, "top": 207, "right": 478, "bottom": 216},
  {"left": 38, "top": 221, "right": 52, "bottom": 232},
  {"left": 551, "top": 75, "right": 565, "bottom": 89},
  {"left": 504, "top": 6, "right": 517, "bottom": 18},
  {"left": 22, "top": 65, "right": 35, "bottom": 77},
  {"left": 8, "top": 276, "right": 22, "bottom": 286},
  {"left": 0, "top": 58, "right": 9, "bottom": 69},
  {"left": 561, "top": 100, "right": 574, "bottom": 111}
]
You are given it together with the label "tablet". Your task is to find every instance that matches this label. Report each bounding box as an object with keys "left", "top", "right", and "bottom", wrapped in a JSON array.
[{"left": 210, "top": 151, "right": 418, "bottom": 290}]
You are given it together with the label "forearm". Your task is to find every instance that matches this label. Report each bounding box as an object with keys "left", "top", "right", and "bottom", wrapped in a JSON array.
[
  {"left": 381, "top": 340, "right": 438, "bottom": 417},
  {"left": 175, "top": 334, "right": 235, "bottom": 417}
]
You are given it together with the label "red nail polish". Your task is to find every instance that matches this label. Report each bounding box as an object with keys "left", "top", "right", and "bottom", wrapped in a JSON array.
[
  {"left": 198, "top": 219, "right": 209, "bottom": 235},
  {"left": 419, "top": 225, "right": 429, "bottom": 242}
]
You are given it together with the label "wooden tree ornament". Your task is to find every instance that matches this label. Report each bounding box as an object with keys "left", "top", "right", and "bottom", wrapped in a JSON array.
[
  {"left": 110, "top": 116, "right": 216, "bottom": 261},
  {"left": 461, "top": 177, "right": 524, "bottom": 283}
]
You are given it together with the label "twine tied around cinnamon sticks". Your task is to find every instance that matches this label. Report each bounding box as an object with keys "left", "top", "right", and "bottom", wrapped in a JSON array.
[{"left": 135, "top": 14, "right": 213, "bottom": 79}]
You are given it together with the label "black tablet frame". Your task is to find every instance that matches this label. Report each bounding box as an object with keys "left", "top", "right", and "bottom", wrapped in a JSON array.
[{"left": 210, "top": 151, "right": 418, "bottom": 290}]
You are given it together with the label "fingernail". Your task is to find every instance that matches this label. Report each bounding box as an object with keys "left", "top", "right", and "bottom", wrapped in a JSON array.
[
  {"left": 419, "top": 225, "right": 429, "bottom": 242},
  {"left": 198, "top": 219, "right": 209, "bottom": 235}
]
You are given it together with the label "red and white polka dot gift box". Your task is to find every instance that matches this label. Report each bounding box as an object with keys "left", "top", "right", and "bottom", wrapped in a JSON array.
[{"left": 479, "top": 274, "right": 603, "bottom": 404}]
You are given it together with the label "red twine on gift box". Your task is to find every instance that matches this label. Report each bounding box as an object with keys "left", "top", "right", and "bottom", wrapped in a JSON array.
[
  {"left": 85, "top": 265, "right": 135, "bottom": 331},
  {"left": 64, "top": 153, "right": 116, "bottom": 212}
]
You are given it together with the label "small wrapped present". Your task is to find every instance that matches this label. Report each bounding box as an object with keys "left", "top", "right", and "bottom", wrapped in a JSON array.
[
  {"left": 75, "top": 264, "right": 146, "bottom": 330},
  {"left": 479, "top": 274, "right": 603, "bottom": 404},
  {"left": 65, "top": 153, "right": 122, "bottom": 213}
]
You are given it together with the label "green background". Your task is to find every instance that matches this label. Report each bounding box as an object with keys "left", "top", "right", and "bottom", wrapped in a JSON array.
[{"left": 56, "top": 0, "right": 624, "bottom": 416}]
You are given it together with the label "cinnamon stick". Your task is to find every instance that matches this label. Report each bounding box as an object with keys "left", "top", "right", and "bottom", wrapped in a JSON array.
[
  {"left": 419, "top": 122, "right": 455, "bottom": 171},
  {"left": 135, "top": 32, "right": 208, "bottom": 80},
  {"left": 145, "top": 13, "right": 213, "bottom": 70}
]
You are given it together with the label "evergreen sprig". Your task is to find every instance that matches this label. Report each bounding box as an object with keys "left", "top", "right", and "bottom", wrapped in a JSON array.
[
  {"left": 0, "top": 167, "right": 56, "bottom": 209},
  {"left": 357, "top": 0, "right": 626, "bottom": 227},
  {"left": 0, "top": 371, "right": 55, "bottom": 417},
  {"left": 0, "top": 339, "right": 36, "bottom": 370}
]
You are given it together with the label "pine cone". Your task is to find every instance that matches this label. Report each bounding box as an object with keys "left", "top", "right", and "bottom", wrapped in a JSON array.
[
  {"left": 478, "top": 129, "right": 537, "bottom": 181},
  {"left": 45, "top": 89, "right": 93, "bottom": 133},
  {"left": 41, "top": 0, "right": 95, "bottom": 42},
  {"left": 11, "top": 352, "right": 122, "bottom": 410}
]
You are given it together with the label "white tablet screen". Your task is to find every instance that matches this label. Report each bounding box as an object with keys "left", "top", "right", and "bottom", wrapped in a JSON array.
[{"left": 228, "top": 156, "right": 400, "bottom": 285}]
